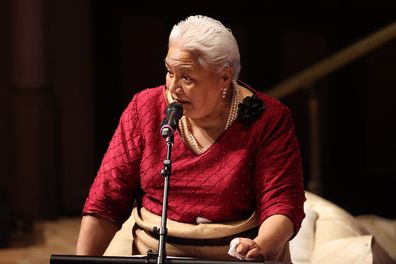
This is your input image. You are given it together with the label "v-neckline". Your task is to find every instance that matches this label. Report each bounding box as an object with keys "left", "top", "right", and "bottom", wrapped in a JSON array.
[
  {"left": 176, "top": 119, "right": 239, "bottom": 157},
  {"left": 161, "top": 85, "right": 244, "bottom": 156}
]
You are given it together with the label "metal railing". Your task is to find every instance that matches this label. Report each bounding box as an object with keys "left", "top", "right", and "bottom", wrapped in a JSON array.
[{"left": 266, "top": 20, "right": 396, "bottom": 194}]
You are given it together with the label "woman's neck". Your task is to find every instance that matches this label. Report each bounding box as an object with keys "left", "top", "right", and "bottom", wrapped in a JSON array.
[{"left": 188, "top": 100, "right": 230, "bottom": 130}]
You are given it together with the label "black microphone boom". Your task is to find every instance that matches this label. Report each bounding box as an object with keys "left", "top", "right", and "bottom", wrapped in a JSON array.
[{"left": 160, "top": 102, "right": 183, "bottom": 138}]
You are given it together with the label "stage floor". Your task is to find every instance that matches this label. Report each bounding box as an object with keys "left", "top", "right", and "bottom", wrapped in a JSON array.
[{"left": 0, "top": 217, "right": 80, "bottom": 264}]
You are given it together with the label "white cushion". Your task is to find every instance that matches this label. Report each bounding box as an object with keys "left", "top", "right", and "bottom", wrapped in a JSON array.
[
  {"left": 305, "top": 191, "right": 366, "bottom": 250},
  {"left": 289, "top": 203, "right": 318, "bottom": 264}
]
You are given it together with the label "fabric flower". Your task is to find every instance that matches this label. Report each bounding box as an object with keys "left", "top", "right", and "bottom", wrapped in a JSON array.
[{"left": 237, "top": 94, "right": 266, "bottom": 121}]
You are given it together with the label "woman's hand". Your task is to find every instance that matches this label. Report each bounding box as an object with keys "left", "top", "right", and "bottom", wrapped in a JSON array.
[
  {"left": 228, "top": 237, "right": 266, "bottom": 260},
  {"left": 228, "top": 214, "right": 294, "bottom": 261}
]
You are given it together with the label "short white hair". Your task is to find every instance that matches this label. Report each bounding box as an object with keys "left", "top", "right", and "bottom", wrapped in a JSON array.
[{"left": 169, "top": 15, "right": 241, "bottom": 81}]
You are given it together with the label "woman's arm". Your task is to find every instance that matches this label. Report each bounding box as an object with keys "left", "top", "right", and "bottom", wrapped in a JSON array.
[
  {"left": 76, "top": 215, "right": 119, "bottom": 255},
  {"left": 231, "top": 214, "right": 294, "bottom": 261}
]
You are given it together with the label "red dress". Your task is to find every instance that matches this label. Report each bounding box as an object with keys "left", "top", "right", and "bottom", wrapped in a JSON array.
[{"left": 83, "top": 84, "right": 306, "bottom": 235}]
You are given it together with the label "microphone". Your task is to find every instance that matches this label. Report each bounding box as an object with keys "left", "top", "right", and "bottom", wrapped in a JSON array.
[{"left": 160, "top": 102, "right": 183, "bottom": 138}]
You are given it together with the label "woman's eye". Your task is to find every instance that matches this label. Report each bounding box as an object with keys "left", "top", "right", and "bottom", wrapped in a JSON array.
[{"left": 182, "top": 76, "right": 192, "bottom": 82}]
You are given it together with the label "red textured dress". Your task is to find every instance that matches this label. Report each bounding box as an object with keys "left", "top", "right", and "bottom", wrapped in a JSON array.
[{"left": 83, "top": 83, "right": 306, "bottom": 235}]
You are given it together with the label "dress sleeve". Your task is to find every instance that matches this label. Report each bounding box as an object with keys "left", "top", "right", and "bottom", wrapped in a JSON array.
[
  {"left": 82, "top": 94, "right": 143, "bottom": 228},
  {"left": 254, "top": 104, "right": 306, "bottom": 237}
]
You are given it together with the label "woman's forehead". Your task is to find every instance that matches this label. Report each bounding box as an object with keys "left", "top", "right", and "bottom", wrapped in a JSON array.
[{"left": 166, "top": 47, "right": 195, "bottom": 64}]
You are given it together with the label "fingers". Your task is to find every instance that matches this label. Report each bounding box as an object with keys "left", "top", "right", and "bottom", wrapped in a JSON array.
[
  {"left": 245, "top": 247, "right": 265, "bottom": 261},
  {"left": 228, "top": 238, "right": 265, "bottom": 261}
]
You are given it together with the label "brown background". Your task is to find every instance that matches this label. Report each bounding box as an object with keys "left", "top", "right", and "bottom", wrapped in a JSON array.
[{"left": 0, "top": 0, "right": 395, "bottom": 245}]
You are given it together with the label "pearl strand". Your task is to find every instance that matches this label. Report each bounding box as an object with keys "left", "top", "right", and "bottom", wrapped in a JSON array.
[
  {"left": 179, "top": 116, "right": 205, "bottom": 154},
  {"left": 225, "top": 84, "right": 241, "bottom": 130},
  {"left": 179, "top": 84, "right": 240, "bottom": 154}
]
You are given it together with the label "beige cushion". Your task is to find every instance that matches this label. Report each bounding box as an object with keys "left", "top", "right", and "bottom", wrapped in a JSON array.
[
  {"left": 305, "top": 192, "right": 394, "bottom": 264},
  {"left": 356, "top": 214, "right": 396, "bottom": 262},
  {"left": 311, "top": 235, "right": 395, "bottom": 264}
]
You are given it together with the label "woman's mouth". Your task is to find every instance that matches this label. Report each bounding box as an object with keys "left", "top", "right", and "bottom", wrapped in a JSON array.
[{"left": 172, "top": 97, "right": 189, "bottom": 104}]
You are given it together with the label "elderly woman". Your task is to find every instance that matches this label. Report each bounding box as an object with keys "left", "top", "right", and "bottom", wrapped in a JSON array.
[{"left": 76, "top": 15, "right": 305, "bottom": 262}]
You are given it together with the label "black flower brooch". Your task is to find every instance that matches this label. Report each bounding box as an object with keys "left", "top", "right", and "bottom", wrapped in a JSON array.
[{"left": 237, "top": 94, "right": 266, "bottom": 121}]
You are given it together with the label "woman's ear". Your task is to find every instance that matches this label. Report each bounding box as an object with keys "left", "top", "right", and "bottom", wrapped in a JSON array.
[{"left": 222, "top": 66, "right": 233, "bottom": 85}]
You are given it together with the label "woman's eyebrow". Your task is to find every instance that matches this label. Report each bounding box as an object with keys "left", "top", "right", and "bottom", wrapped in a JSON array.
[{"left": 164, "top": 60, "right": 194, "bottom": 73}]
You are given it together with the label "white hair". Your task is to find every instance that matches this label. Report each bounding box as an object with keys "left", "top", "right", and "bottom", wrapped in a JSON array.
[{"left": 169, "top": 15, "right": 241, "bottom": 81}]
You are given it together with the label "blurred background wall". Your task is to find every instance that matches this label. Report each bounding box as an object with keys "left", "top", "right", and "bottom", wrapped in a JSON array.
[{"left": 0, "top": 0, "right": 395, "bottom": 245}]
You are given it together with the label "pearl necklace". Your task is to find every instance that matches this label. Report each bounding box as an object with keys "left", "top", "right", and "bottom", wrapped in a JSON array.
[{"left": 179, "top": 84, "right": 241, "bottom": 154}]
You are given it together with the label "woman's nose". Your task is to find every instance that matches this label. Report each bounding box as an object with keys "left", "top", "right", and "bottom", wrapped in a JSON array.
[{"left": 167, "top": 78, "right": 181, "bottom": 93}]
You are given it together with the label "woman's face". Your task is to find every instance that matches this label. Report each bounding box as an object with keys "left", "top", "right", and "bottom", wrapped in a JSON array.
[{"left": 165, "top": 46, "right": 231, "bottom": 119}]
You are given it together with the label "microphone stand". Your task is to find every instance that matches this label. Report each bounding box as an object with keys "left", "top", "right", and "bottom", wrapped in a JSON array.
[{"left": 156, "top": 132, "right": 174, "bottom": 264}]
